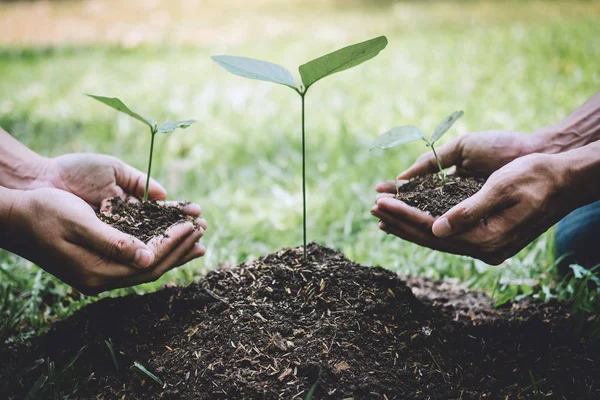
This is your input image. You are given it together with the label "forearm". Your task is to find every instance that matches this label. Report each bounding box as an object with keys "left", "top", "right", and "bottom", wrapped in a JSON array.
[
  {"left": 556, "top": 140, "right": 600, "bottom": 210},
  {"left": 533, "top": 92, "right": 600, "bottom": 154},
  {"left": 0, "top": 128, "right": 48, "bottom": 190}
]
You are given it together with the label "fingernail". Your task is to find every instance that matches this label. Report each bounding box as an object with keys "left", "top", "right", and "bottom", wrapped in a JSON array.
[
  {"left": 134, "top": 249, "right": 154, "bottom": 268},
  {"left": 433, "top": 217, "right": 452, "bottom": 237}
]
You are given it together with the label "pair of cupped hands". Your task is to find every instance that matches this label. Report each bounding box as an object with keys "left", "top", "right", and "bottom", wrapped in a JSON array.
[
  {"left": 4, "top": 154, "right": 207, "bottom": 295},
  {"left": 372, "top": 130, "right": 575, "bottom": 265}
]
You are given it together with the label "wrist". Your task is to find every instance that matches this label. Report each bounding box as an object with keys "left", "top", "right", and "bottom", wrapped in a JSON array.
[
  {"left": 553, "top": 141, "right": 600, "bottom": 209},
  {"left": 532, "top": 109, "right": 600, "bottom": 155},
  {"left": 0, "top": 186, "right": 26, "bottom": 250},
  {"left": 0, "top": 153, "right": 50, "bottom": 191}
]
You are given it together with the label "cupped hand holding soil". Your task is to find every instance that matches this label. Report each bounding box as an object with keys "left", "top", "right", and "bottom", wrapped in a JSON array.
[
  {"left": 373, "top": 146, "right": 589, "bottom": 265},
  {"left": 1, "top": 187, "right": 206, "bottom": 295}
]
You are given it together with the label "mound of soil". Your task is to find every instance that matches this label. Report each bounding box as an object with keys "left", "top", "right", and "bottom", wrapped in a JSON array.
[
  {"left": 2, "top": 244, "right": 599, "bottom": 399},
  {"left": 97, "top": 197, "right": 197, "bottom": 243},
  {"left": 397, "top": 174, "right": 485, "bottom": 216}
]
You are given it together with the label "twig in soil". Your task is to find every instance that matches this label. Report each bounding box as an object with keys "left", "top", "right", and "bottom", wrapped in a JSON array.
[{"left": 426, "top": 348, "right": 448, "bottom": 384}]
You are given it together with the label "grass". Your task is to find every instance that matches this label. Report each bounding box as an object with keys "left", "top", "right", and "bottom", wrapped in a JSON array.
[{"left": 0, "top": 0, "right": 599, "bottom": 344}]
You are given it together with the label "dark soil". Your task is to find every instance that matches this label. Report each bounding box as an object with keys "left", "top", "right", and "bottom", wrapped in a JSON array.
[
  {"left": 97, "top": 197, "right": 196, "bottom": 243},
  {"left": 397, "top": 174, "right": 485, "bottom": 216},
  {"left": 2, "top": 244, "right": 599, "bottom": 399}
]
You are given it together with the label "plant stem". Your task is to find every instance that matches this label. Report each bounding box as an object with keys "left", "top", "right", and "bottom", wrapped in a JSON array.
[
  {"left": 144, "top": 129, "right": 157, "bottom": 202},
  {"left": 301, "top": 93, "right": 307, "bottom": 264},
  {"left": 430, "top": 143, "right": 446, "bottom": 186}
]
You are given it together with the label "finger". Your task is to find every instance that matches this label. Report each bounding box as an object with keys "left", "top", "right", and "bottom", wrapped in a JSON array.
[
  {"left": 195, "top": 217, "right": 208, "bottom": 230},
  {"left": 432, "top": 182, "right": 511, "bottom": 238},
  {"left": 175, "top": 243, "right": 206, "bottom": 268},
  {"left": 154, "top": 228, "right": 205, "bottom": 274},
  {"left": 146, "top": 222, "right": 201, "bottom": 263},
  {"left": 376, "top": 180, "right": 408, "bottom": 194},
  {"left": 123, "top": 229, "right": 205, "bottom": 288},
  {"left": 156, "top": 201, "right": 202, "bottom": 216},
  {"left": 115, "top": 161, "right": 167, "bottom": 201},
  {"left": 75, "top": 218, "right": 155, "bottom": 270},
  {"left": 397, "top": 137, "right": 462, "bottom": 180},
  {"left": 376, "top": 193, "right": 395, "bottom": 202},
  {"left": 375, "top": 197, "right": 436, "bottom": 229},
  {"left": 378, "top": 219, "right": 442, "bottom": 250}
]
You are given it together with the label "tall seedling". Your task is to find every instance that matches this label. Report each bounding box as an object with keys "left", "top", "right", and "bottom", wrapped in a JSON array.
[
  {"left": 212, "top": 36, "right": 388, "bottom": 263},
  {"left": 87, "top": 95, "right": 197, "bottom": 201},
  {"left": 371, "top": 111, "right": 464, "bottom": 187}
]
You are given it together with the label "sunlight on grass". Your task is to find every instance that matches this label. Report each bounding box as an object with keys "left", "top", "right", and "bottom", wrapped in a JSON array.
[{"left": 1, "top": 0, "right": 599, "bottom": 341}]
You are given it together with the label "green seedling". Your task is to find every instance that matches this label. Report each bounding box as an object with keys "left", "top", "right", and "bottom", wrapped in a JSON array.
[
  {"left": 86, "top": 94, "right": 197, "bottom": 201},
  {"left": 371, "top": 111, "right": 464, "bottom": 189},
  {"left": 212, "top": 36, "right": 388, "bottom": 263}
]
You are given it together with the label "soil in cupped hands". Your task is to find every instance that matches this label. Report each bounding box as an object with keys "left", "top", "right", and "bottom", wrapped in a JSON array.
[
  {"left": 2, "top": 243, "right": 598, "bottom": 400},
  {"left": 97, "top": 196, "right": 198, "bottom": 243},
  {"left": 397, "top": 173, "right": 485, "bottom": 216}
]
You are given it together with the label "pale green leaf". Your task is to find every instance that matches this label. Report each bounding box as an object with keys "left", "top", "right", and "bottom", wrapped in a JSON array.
[
  {"left": 157, "top": 119, "right": 197, "bottom": 134},
  {"left": 211, "top": 56, "right": 297, "bottom": 89},
  {"left": 430, "top": 110, "right": 464, "bottom": 143},
  {"left": 370, "top": 125, "right": 425, "bottom": 150},
  {"left": 86, "top": 94, "right": 156, "bottom": 131},
  {"left": 299, "top": 36, "right": 388, "bottom": 89},
  {"left": 131, "top": 361, "right": 163, "bottom": 386}
]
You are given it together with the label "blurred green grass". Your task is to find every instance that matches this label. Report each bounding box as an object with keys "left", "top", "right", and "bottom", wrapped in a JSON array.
[{"left": 1, "top": 0, "right": 599, "bottom": 342}]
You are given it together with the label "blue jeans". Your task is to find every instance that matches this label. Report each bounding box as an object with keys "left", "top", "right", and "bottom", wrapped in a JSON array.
[{"left": 555, "top": 200, "right": 600, "bottom": 276}]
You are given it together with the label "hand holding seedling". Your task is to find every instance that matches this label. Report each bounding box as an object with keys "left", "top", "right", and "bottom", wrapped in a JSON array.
[
  {"left": 373, "top": 151, "right": 587, "bottom": 264},
  {"left": 212, "top": 36, "right": 388, "bottom": 262},
  {"left": 0, "top": 128, "right": 206, "bottom": 294},
  {"left": 372, "top": 92, "right": 600, "bottom": 264},
  {"left": 0, "top": 187, "right": 205, "bottom": 295}
]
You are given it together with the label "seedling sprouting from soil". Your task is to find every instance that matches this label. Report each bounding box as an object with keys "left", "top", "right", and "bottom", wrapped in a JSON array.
[
  {"left": 371, "top": 111, "right": 464, "bottom": 188},
  {"left": 212, "top": 36, "right": 388, "bottom": 263},
  {"left": 86, "top": 95, "right": 197, "bottom": 201}
]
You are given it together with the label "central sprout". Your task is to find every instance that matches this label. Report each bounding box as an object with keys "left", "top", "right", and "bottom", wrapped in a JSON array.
[{"left": 212, "top": 36, "right": 388, "bottom": 263}]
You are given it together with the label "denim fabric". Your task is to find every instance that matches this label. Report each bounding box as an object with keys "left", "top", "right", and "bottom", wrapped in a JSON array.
[{"left": 555, "top": 200, "right": 600, "bottom": 276}]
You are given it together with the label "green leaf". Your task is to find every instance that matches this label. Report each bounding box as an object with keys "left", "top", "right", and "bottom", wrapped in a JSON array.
[
  {"left": 55, "top": 345, "right": 87, "bottom": 380},
  {"left": 211, "top": 56, "right": 297, "bottom": 89},
  {"left": 430, "top": 110, "right": 464, "bottom": 144},
  {"left": 157, "top": 119, "right": 197, "bottom": 134},
  {"left": 131, "top": 361, "right": 163, "bottom": 386},
  {"left": 299, "top": 36, "right": 388, "bottom": 90},
  {"left": 370, "top": 125, "right": 425, "bottom": 150},
  {"left": 86, "top": 94, "right": 156, "bottom": 131}
]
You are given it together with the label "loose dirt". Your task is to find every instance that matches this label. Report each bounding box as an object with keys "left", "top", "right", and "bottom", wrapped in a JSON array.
[
  {"left": 2, "top": 244, "right": 598, "bottom": 399},
  {"left": 397, "top": 174, "right": 485, "bottom": 216},
  {"left": 97, "top": 197, "right": 197, "bottom": 243}
]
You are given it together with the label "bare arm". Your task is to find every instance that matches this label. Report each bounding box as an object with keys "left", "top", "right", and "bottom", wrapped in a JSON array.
[
  {"left": 0, "top": 128, "right": 48, "bottom": 190},
  {"left": 534, "top": 91, "right": 600, "bottom": 153}
]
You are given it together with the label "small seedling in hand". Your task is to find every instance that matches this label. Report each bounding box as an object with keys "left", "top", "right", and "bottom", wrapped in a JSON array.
[
  {"left": 371, "top": 111, "right": 464, "bottom": 190},
  {"left": 212, "top": 36, "right": 388, "bottom": 263},
  {"left": 86, "top": 94, "right": 197, "bottom": 201}
]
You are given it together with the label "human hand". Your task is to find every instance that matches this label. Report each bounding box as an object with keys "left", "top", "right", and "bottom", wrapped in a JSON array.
[
  {"left": 372, "top": 153, "right": 571, "bottom": 265},
  {"left": 399, "top": 130, "right": 538, "bottom": 180},
  {"left": 38, "top": 153, "right": 167, "bottom": 207},
  {"left": 4, "top": 188, "right": 205, "bottom": 295}
]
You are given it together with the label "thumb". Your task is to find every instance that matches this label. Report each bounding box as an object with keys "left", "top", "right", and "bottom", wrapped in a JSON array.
[
  {"left": 115, "top": 160, "right": 167, "bottom": 201},
  {"left": 398, "top": 137, "right": 461, "bottom": 180},
  {"left": 80, "top": 219, "right": 155, "bottom": 269},
  {"left": 431, "top": 183, "right": 506, "bottom": 238}
]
